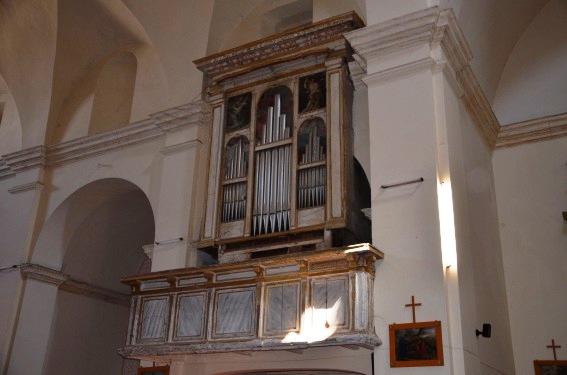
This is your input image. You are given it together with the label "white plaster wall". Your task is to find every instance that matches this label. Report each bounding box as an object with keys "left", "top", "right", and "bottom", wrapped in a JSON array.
[
  {"left": 493, "top": 137, "right": 567, "bottom": 375},
  {"left": 88, "top": 52, "right": 137, "bottom": 135},
  {"left": 351, "top": 85, "right": 370, "bottom": 180},
  {"left": 313, "top": 0, "right": 366, "bottom": 22},
  {"left": 7, "top": 279, "right": 59, "bottom": 375},
  {"left": 0, "top": 92, "right": 22, "bottom": 155},
  {"left": 365, "top": 0, "right": 429, "bottom": 24},
  {"left": 43, "top": 291, "right": 130, "bottom": 375},
  {"left": 492, "top": 0, "right": 567, "bottom": 125},
  {"left": 366, "top": 67, "right": 450, "bottom": 374},
  {"left": 0, "top": 0, "right": 57, "bottom": 148},
  {"left": 0, "top": 271, "right": 22, "bottom": 372},
  {"left": 442, "top": 76, "right": 515, "bottom": 374},
  {"left": 0, "top": 169, "right": 44, "bottom": 371},
  {"left": 124, "top": 0, "right": 214, "bottom": 107}
]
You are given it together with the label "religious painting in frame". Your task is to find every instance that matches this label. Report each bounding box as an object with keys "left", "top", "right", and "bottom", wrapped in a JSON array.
[
  {"left": 226, "top": 92, "right": 252, "bottom": 132},
  {"left": 298, "top": 71, "right": 326, "bottom": 114},
  {"left": 137, "top": 365, "right": 170, "bottom": 375},
  {"left": 389, "top": 320, "right": 444, "bottom": 367},
  {"left": 533, "top": 360, "right": 567, "bottom": 375}
]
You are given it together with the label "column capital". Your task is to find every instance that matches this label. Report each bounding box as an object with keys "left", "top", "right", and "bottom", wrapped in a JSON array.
[{"left": 344, "top": 7, "right": 472, "bottom": 76}]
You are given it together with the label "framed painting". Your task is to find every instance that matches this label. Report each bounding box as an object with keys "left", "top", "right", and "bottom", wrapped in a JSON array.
[
  {"left": 534, "top": 360, "right": 567, "bottom": 375},
  {"left": 389, "top": 320, "right": 444, "bottom": 367},
  {"left": 138, "top": 365, "right": 170, "bottom": 375}
]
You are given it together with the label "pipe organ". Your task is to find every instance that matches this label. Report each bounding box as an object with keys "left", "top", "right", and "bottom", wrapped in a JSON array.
[{"left": 195, "top": 12, "right": 367, "bottom": 263}]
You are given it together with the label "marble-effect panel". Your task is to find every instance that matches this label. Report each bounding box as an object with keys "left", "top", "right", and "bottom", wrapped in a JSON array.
[
  {"left": 214, "top": 288, "right": 256, "bottom": 337},
  {"left": 175, "top": 293, "right": 206, "bottom": 339},
  {"left": 265, "top": 283, "right": 300, "bottom": 334},
  {"left": 140, "top": 297, "right": 169, "bottom": 341},
  {"left": 312, "top": 277, "right": 348, "bottom": 327}
]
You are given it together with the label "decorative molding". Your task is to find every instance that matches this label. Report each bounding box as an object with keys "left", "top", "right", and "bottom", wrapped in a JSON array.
[
  {"left": 60, "top": 279, "right": 130, "bottom": 307},
  {"left": 142, "top": 244, "right": 155, "bottom": 260},
  {"left": 20, "top": 264, "right": 68, "bottom": 285},
  {"left": 160, "top": 139, "right": 203, "bottom": 156},
  {"left": 0, "top": 146, "right": 45, "bottom": 180},
  {"left": 46, "top": 119, "right": 161, "bottom": 167},
  {"left": 20, "top": 263, "right": 130, "bottom": 306},
  {"left": 152, "top": 100, "right": 210, "bottom": 133},
  {"left": 456, "top": 66, "right": 500, "bottom": 147},
  {"left": 348, "top": 60, "right": 366, "bottom": 91},
  {"left": 362, "top": 57, "right": 435, "bottom": 85},
  {"left": 344, "top": 7, "right": 440, "bottom": 69},
  {"left": 194, "top": 12, "right": 364, "bottom": 81},
  {"left": 8, "top": 181, "right": 44, "bottom": 194},
  {"left": 0, "top": 101, "right": 209, "bottom": 175},
  {"left": 496, "top": 113, "right": 567, "bottom": 148},
  {"left": 344, "top": 6, "right": 500, "bottom": 147}
]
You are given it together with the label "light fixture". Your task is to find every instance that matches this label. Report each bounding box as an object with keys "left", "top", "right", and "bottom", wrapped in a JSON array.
[{"left": 476, "top": 323, "right": 491, "bottom": 338}]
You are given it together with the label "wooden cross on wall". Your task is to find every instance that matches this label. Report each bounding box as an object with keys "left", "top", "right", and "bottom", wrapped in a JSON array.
[
  {"left": 547, "top": 339, "right": 562, "bottom": 361},
  {"left": 405, "top": 295, "right": 422, "bottom": 323}
]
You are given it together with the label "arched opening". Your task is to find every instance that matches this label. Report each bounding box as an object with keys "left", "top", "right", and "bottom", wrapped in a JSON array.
[
  {"left": 33, "top": 178, "right": 154, "bottom": 375},
  {"left": 88, "top": 52, "right": 137, "bottom": 135}
]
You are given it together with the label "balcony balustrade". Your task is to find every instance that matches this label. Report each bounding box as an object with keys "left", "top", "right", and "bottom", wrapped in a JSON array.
[{"left": 118, "top": 243, "right": 383, "bottom": 359}]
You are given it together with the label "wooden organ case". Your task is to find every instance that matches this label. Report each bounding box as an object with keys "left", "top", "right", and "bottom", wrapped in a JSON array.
[
  {"left": 195, "top": 12, "right": 370, "bottom": 264},
  {"left": 118, "top": 15, "right": 385, "bottom": 361}
]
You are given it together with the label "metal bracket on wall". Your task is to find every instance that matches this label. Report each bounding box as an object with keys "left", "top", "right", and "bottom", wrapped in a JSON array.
[{"left": 381, "top": 177, "right": 424, "bottom": 189}]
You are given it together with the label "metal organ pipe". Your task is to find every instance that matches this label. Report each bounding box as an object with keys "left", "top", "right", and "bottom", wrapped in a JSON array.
[
  {"left": 222, "top": 137, "right": 248, "bottom": 222},
  {"left": 298, "top": 125, "right": 326, "bottom": 209},
  {"left": 253, "top": 94, "right": 291, "bottom": 235}
]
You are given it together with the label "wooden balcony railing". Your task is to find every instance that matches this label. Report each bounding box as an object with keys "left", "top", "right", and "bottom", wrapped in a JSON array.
[{"left": 118, "top": 244, "right": 383, "bottom": 359}]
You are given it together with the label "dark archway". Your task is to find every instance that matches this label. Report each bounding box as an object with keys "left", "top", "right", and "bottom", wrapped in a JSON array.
[{"left": 37, "top": 178, "right": 154, "bottom": 375}]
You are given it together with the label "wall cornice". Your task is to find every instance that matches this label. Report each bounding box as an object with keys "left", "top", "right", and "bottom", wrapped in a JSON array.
[
  {"left": 8, "top": 181, "right": 44, "bottom": 194},
  {"left": 345, "top": 7, "right": 501, "bottom": 147},
  {"left": 0, "top": 146, "right": 46, "bottom": 180},
  {"left": 0, "top": 101, "right": 210, "bottom": 176},
  {"left": 20, "top": 263, "right": 130, "bottom": 306},
  {"left": 496, "top": 113, "right": 567, "bottom": 148}
]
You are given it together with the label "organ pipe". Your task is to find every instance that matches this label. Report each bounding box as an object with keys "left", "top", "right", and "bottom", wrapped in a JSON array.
[{"left": 253, "top": 94, "right": 291, "bottom": 235}]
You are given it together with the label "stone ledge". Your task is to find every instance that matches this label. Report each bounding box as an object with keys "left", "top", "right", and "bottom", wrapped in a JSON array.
[{"left": 496, "top": 112, "right": 567, "bottom": 148}]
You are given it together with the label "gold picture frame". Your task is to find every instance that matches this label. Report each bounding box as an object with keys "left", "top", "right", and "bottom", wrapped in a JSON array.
[
  {"left": 389, "top": 320, "right": 444, "bottom": 367},
  {"left": 137, "top": 365, "right": 170, "bottom": 375},
  {"left": 533, "top": 360, "right": 567, "bottom": 375}
]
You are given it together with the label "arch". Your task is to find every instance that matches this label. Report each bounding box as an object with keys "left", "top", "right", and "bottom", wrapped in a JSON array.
[
  {"left": 32, "top": 178, "right": 154, "bottom": 271},
  {"left": 32, "top": 178, "right": 154, "bottom": 374},
  {"left": 89, "top": 51, "right": 137, "bottom": 135}
]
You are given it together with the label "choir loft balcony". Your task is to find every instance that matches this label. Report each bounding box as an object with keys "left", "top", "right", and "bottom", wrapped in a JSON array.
[{"left": 118, "top": 244, "right": 383, "bottom": 361}]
